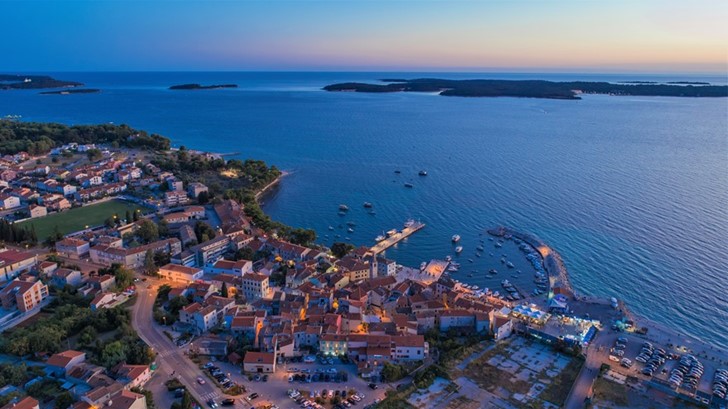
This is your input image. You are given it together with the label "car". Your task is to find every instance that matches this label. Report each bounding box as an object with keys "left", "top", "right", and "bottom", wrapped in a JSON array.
[
  {"left": 289, "top": 375, "right": 294, "bottom": 382},
  {"left": 617, "top": 337, "right": 628, "bottom": 344},
  {"left": 207, "top": 399, "right": 218, "bottom": 408},
  {"left": 609, "top": 355, "right": 620, "bottom": 362},
  {"left": 248, "top": 393, "right": 259, "bottom": 400},
  {"left": 221, "top": 399, "right": 235, "bottom": 406},
  {"left": 204, "top": 362, "right": 214, "bottom": 368},
  {"left": 368, "top": 383, "right": 378, "bottom": 390},
  {"left": 197, "top": 377, "right": 206, "bottom": 385}
]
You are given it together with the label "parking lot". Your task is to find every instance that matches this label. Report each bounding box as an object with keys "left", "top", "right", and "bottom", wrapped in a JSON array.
[{"left": 201, "top": 356, "right": 388, "bottom": 409}]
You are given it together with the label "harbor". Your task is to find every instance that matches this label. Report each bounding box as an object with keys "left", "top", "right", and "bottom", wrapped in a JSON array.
[{"left": 369, "top": 219, "right": 425, "bottom": 254}]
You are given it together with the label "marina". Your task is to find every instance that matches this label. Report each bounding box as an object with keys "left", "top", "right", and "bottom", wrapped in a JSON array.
[{"left": 369, "top": 219, "right": 425, "bottom": 254}]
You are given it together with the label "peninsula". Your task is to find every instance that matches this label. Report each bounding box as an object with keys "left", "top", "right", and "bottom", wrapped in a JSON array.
[
  {"left": 169, "top": 83, "right": 238, "bottom": 90},
  {"left": 40, "top": 88, "right": 100, "bottom": 95},
  {"left": 323, "top": 78, "right": 728, "bottom": 99},
  {"left": 0, "top": 74, "right": 83, "bottom": 90}
]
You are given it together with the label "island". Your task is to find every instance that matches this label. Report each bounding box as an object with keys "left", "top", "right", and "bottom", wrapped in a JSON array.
[
  {"left": 323, "top": 78, "right": 728, "bottom": 99},
  {"left": 39, "top": 88, "right": 100, "bottom": 95},
  {"left": 0, "top": 74, "right": 83, "bottom": 90},
  {"left": 169, "top": 83, "right": 238, "bottom": 90}
]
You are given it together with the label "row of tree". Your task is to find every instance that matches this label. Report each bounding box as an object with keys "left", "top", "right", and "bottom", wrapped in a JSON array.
[{"left": 0, "top": 219, "right": 37, "bottom": 244}]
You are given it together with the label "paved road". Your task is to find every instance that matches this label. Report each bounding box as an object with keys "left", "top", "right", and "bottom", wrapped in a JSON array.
[
  {"left": 132, "top": 280, "right": 223, "bottom": 407},
  {"left": 564, "top": 330, "right": 619, "bottom": 409}
]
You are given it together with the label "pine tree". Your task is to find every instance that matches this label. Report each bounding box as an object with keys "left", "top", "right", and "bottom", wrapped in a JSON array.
[{"left": 221, "top": 282, "right": 228, "bottom": 298}]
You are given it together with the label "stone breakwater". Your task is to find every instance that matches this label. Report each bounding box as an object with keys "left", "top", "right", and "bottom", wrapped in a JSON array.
[{"left": 487, "top": 226, "right": 574, "bottom": 296}]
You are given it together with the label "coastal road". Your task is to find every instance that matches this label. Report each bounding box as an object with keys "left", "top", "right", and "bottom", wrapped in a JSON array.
[
  {"left": 132, "top": 280, "right": 224, "bottom": 407},
  {"left": 564, "top": 330, "right": 618, "bottom": 409}
]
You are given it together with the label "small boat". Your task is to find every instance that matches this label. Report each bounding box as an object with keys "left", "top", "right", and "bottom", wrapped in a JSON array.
[
  {"left": 418, "top": 170, "right": 428, "bottom": 176},
  {"left": 489, "top": 269, "right": 498, "bottom": 274},
  {"left": 338, "top": 211, "right": 346, "bottom": 216},
  {"left": 394, "top": 170, "right": 401, "bottom": 174},
  {"left": 445, "top": 255, "right": 452, "bottom": 262},
  {"left": 420, "top": 262, "right": 427, "bottom": 270},
  {"left": 375, "top": 235, "right": 385, "bottom": 242},
  {"left": 495, "top": 242, "right": 503, "bottom": 248},
  {"left": 404, "top": 219, "right": 416, "bottom": 228},
  {"left": 363, "top": 202, "right": 373, "bottom": 208},
  {"left": 447, "top": 266, "right": 459, "bottom": 272},
  {"left": 468, "top": 274, "right": 473, "bottom": 277},
  {"left": 452, "top": 234, "right": 461, "bottom": 243},
  {"left": 347, "top": 227, "right": 354, "bottom": 233},
  {"left": 455, "top": 246, "right": 463, "bottom": 253},
  {"left": 367, "top": 211, "right": 376, "bottom": 215},
  {"left": 339, "top": 204, "right": 349, "bottom": 211},
  {"left": 386, "top": 229, "right": 397, "bottom": 237},
  {"left": 468, "top": 258, "right": 474, "bottom": 263},
  {"left": 472, "top": 285, "right": 479, "bottom": 290},
  {"left": 476, "top": 245, "right": 484, "bottom": 251},
  {"left": 346, "top": 221, "right": 356, "bottom": 226},
  {"left": 500, "top": 257, "right": 506, "bottom": 264},
  {"left": 404, "top": 183, "right": 413, "bottom": 188},
  {"left": 475, "top": 253, "right": 481, "bottom": 257},
  {"left": 506, "top": 261, "right": 515, "bottom": 268},
  {"left": 328, "top": 226, "right": 334, "bottom": 231},
  {"left": 345, "top": 237, "right": 351, "bottom": 241}
]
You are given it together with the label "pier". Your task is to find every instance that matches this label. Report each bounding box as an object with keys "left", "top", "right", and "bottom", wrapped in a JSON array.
[{"left": 370, "top": 220, "right": 425, "bottom": 254}]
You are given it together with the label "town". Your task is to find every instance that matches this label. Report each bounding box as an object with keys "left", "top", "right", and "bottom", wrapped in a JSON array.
[{"left": 0, "top": 120, "right": 726, "bottom": 409}]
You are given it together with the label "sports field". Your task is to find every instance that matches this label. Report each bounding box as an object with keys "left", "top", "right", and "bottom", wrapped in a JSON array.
[{"left": 19, "top": 199, "right": 146, "bottom": 240}]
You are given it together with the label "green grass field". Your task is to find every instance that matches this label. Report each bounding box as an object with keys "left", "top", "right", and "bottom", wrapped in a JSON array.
[{"left": 19, "top": 199, "right": 146, "bottom": 240}]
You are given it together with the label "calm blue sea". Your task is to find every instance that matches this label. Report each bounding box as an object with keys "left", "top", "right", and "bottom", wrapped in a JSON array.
[{"left": 1, "top": 72, "right": 726, "bottom": 351}]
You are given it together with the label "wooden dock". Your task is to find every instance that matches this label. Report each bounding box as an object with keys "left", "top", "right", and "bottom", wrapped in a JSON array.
[{"left": 370, "top": 221, "right": 425, "bottom": 254}]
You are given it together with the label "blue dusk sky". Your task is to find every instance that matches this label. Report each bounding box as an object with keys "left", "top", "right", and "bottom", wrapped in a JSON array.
[{"left": 2, "top": 0, "right": 727, "bottom": 73}]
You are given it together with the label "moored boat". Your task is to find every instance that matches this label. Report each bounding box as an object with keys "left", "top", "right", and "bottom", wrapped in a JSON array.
[
  {"left": 452, "top": 234, "right": 461, "bottom": 242},
  {"left": 455, "top": 246, "right": 463, "bottom": 253}
]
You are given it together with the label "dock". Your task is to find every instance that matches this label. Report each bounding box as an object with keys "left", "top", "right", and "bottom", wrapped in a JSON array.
[{"left": 370, "top": 220, "right": 425, "bottom": 254}]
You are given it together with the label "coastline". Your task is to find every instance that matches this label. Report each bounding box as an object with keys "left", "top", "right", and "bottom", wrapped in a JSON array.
[
  {"left": 488, "top": 225, "right": 727, "bottom": 362},
  {"left": 255, "top": 170, "right": 289, "bottom": 202}
]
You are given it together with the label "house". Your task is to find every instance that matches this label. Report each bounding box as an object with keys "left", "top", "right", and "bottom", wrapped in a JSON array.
[
  {"left": 439, "top": 309, "right": 476, "bottom": 332},
  {"left": 391, "top": 335, "right": 428, "bottom": 361},
  {"left": 205, "top": 259, "right": 253, "bottom": 276},
  {"left": 90, "top": 292, "right": 118, "bottom": 310},
  {"left": 115, "top": 364, "right": 151, "bottom": 390},
  {"left": 179, "top": 303, "right": 219, "bottom": 333},
  {"left": 90, "top": 238, "right": 182, "bottom": 268},
  {"left": 51, "top": 268, "right": 83, "bottom": 288},
  {"left": 190, "top": 236, "right": 230, "bottom": 267},
  {"left": 167, "top": 178, "right": 184, "bottom": 192},
  {"left": 106, "top": 390, "right": 147, "bottom": 409},
  {"left": 163, "top": 212, "right": 189, "bottom": 224},
  {"left": 158, "top": 263, "right": 203, "bottom": 284},
  {"left": 28, "top": 204, "right": 47, "bottom": 218},
  {"left": 184, "top": 206, "right": 205, "bottom": 219},
  {"left": 36, "top": 261, "right": 58, "bottom": 277},
  {"left": 242, "top": 273, "right": 270, "bottom": 301},
  {"left": 164, "top": 190, "right": 189, "bottom": 207},
  {"left": 187, "top": 182, "right": 208, "bottom": 199},
  {"left": 0, "top": 397, "right": 39, "bottom": 409},
  {"left": 56, "top": 238, "right": 91, "bottom": 258},
  {"left": 46, "top": 350, "right": 86, "bottom": 375},
  {"left": 0, "top": 249, "right": 38, "bottom": 283},
  {"left": 243, "top": 351, "right": 276, "bottom": 373},
  {"left": 0, "top": 194, "right": 20, "bottom": 210},
  {"left": 86, "top": 274, "right": 116, "bottom": 292},
  {"left": 0, "top": 279, "right": 49, "bottom": 312}
]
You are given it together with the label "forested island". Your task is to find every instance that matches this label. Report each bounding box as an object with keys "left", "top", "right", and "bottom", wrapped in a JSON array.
[
  {"left": 169, "top": 83, "right": 238, "bottom": 90},
  {"left": 0, "top": 74, "right": 83, "bottom": 90},
  {"left": 323, "top": 78, "right": 728, "bottom": 99},
  {"left": 40, "top": 88, "right": 100, "bottom": 95}
]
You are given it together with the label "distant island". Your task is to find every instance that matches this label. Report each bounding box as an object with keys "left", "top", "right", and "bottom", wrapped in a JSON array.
[
  {"left": 323, "top": 78, "right": 728, "bottom": 99},
  {"left": 40, "top": 88, "right": 100, "bottom": 95},
  {"left": 169, "top": 83, "right": 238, "bottom": 90},
  {"left": 667, "top": 81, "right": 711, "bottom": 85},
  {"left": 0, "top": 74, "right": 83, "bottom": 90}
]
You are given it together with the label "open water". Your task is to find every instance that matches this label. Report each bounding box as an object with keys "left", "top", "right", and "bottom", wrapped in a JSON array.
[{"left": 1, "top": 71, "right": 726, "bottom": 351}]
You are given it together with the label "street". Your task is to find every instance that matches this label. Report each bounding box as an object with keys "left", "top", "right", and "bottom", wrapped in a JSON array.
[{"left": 132, "top": 279, "right": 225, "bottom": 407}]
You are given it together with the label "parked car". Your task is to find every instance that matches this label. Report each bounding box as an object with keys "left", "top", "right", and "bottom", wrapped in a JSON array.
[
  {"left": 221, "top": 399, "right": 235, "bottom": 406},
  {"left": 248, "top": 393, "right": 259, "bottom": 400},
  {"left": 197, "top": 377, "right": 206, "bottom": 385},
  {"left": 368, "top": 383, "right": 378, "bottom": 390}
]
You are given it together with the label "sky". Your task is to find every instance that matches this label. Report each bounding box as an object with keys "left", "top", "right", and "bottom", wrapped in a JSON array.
[{"left": 2, "top": 0, "right": 727, "bottom": 73}]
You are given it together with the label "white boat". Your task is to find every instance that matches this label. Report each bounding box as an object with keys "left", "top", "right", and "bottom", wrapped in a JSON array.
[
  {"left": 455, "top": 246, "right": 463, "bottom": 253},
  {"left": 347, "top": 227, "right": 354, "bottom": 233},
  {"left": 447, "top": 266, "right": 459, "bottom": 272},
  {"left": 375, "top": 235, "right": 385, "bottom": 242},
  {"left": 445, "top": 255, "right": 452, "bottom": 262},
  {"left": 387, "top": 229, "right": 398, "bottom": 237},
  {"left": 472, "top": 285, "right": 479, "bottom": 290},
  {"left": 452, "top": 234, "right": 461, "bottom": 243},
  {"left": 404, "top": 219, "right": 415, "bottom": 228},
  {"left": 328, "top": 226, "right": 334, "bottom": 231},
  {"left": 339, "top": 204, "right": 349, "bottom": 211},
  {"left": 495, "top": 241, "right": 503, "bottom": 248},
  {"left": 420, "top": 262, "right": 427, "bottom": 270},
  {"left": 506, "top": 261, "right": 515, "bottom": 268}
]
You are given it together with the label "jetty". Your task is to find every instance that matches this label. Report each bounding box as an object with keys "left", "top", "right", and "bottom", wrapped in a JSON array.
[{"left": 370, "top": 220, "right": 425, "bottom": 254}]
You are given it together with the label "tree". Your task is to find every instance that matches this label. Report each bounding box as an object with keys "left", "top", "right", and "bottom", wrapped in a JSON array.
[
  {"left": 381, "top": 362, "right": 406, "bottom": 382},
  {"left": 194, "top": 221, "right": 216, "bottom": 243},
  {"left": 221, "top": 282, "right": 228, "bottom": 298},
  {"left": 197, "top": 191, "right": 209, "bottom": 205},
  {"left": 104, "top": 216, "right": 116, "bottom": 228},
  {"left": 137, "top": 219, "right": 159, "bottom": 243},
  {"left": 125, "top": 210, "right": 132, "bottom": 224},
  {"left": 86, "top": 148, "right": 103, "bottom": 161},
  {"left": 144, "top": 250, "right": 158, "bottom": 276},
  {"left": 100, "top": 340, "right": 127, "bottom": 367},
  {"left": 55, "top": 391, "right": 74, "bottom": 409},
  {"left": 289, "top": 228, "right": 316, "bottom": 247},
  {"left": 331, "top": 242, "right": 354, "bottom": 259}
]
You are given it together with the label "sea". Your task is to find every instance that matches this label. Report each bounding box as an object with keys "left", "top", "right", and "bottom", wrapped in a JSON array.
[{"left": 1, "top": 72, "right": 726, "bottom": 351}]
